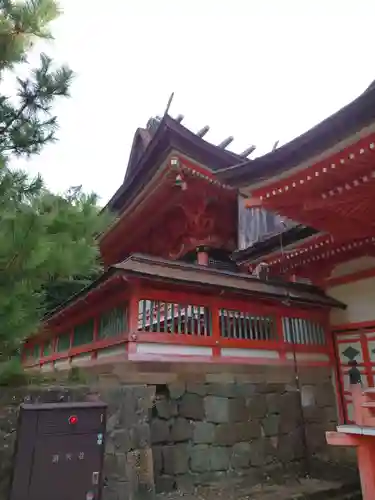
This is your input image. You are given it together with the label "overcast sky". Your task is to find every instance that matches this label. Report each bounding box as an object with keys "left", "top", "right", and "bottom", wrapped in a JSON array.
[{"left": 11, "top": 0, "right": 375, "bottom": 204}]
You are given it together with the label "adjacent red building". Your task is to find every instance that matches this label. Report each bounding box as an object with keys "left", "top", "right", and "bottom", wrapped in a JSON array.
[
  {"left": 217, "top": 82, "right": 375, "bottom": 422},
  {"left": 22, "top": 111, "right": 352, "bottom": 415}
]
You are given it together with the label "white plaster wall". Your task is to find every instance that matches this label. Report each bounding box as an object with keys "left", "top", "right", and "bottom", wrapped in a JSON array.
[
  {"left": 330, "top": 256, "right": 375, "bottom": 279},
  {"left": 329, "top": 276, "right": 375, "bottom": 326}
]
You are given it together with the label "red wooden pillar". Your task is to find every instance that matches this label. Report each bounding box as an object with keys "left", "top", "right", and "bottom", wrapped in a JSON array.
[
  {"left": 127, "top": 280, "right": 140, "bottom": 355},
  {"left": 276, "top": 315, "right": 287, "bottom": 362},
  {"left": 326, "top": 318, "right": 345, "bottom": 424},
  {"left": 357, "top": 442, "right": 375, "bottom": 498},
  {"left": 68, "top": 327, "right": 74, "bottom": 366},
  {"left": 211, "top": 303, "right": 221, "bottom": 358},
  {"left": 326, "top": 382, "right": 375, "bottom": 499}
]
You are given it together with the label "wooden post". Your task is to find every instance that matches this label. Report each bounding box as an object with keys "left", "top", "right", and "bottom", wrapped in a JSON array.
[
  {"left": 127, "top": 281, "right": 140, "bottom": 356},
  {"left": 357, "top": 442, "right": 375, "bottom": 498},
  {"left": 326, "top": 375, "right": 375, "bottom": 499}
]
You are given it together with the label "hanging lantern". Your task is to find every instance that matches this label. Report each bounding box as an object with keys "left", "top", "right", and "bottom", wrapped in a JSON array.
[{"left": 170, "top": 157, "right": 180, "bottom": 168}]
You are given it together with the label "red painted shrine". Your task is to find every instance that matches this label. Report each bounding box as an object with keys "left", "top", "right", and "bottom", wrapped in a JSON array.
[
  {"left": 22, "top": 115, "right": 343, "bottom": 374},
  {"left": 217, "top": 81, "right": 375, "bottom": 423}
]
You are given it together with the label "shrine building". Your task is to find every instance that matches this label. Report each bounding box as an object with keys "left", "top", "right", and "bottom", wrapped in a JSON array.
[
  {"left": 21, "top": 114, "right": 343, "bottom": 376},
  {"left": 217, "top": 81, "right": 375, "bottom": 423},
  {"left": 19, "top": 100, "right": 375, "bottom": 490}
]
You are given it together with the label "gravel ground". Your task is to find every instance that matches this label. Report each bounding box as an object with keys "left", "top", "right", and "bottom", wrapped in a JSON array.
[{"left": 156, "top": 477, "right": 357, "bottom": 500}]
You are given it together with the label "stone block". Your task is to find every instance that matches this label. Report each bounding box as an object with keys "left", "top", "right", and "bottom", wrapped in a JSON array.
[
  {"left": 190, "top": 444, "right": 211, "bottom": 472},
  {"left": 168, "top": 382, "right": 186, "bottom": 399},
  {"left": 266, "top": 393, "right": 282, "bottom": 414},
  {"left": 205, "top": 373, "right": 235, "bottom": 383},
  {"left": 192, "top": 470, "right": 228, "bottom": 485},
  {"left": 229, "top": 397, "right": 249, "bottom": 422},
  {"left": 235, "top": 421, "right": 261, "bottom": 441},
  {"left": 279, "top": 391, "right": 301, "bottom": 418},
  {"left": 154, "top": 397, "right": 177, "bottom": 420},
  {"left": 179, "top": 393, "right": 205, "bottom": 420},
  {"left": 129, "top": 423, "right": 151, "bottom": 449},
  {"left": 206, "top": 383, "right": 238, "bottom": 398},
  {"left": 209, "top": 446, "right": 230, "bottom": 471},
  {"left": 152, "top": 445, "right": 163, "bottom": 475},
  {"left": 175, "top": 474, "right": 195, "bottom": 493},
  {"left": 104, "top": 452, "right": 127, "bottom": 479},
  {"left": 315, "top": 383, "right": 335, "bottom": 408},
  {"left": 204, "top": 396, "right": 229, "bottom": 423},
  {"left": 301, "top": 385, "right": 316, "bottom": 408},
  {"left": 125, "top": 449, "right": 155, "bottom": 495},
  {"left": 305, "top": 423, "right": 328, "bottom": 453},
  {"left": 298, "top": 366, "right": 330, "bottom": 384},
  {"left": 170, "top": 418, "right": 193, "bottom": 442},
  {"left": 231, "top": 442, "right": 251, "bottom": 469},
  {"left": 109, "top": 428, "right": 132, "bottom": 452},
  {"left": 256, "top": 383, "right": 286, "bottom": 394},
  {"left": 234, "top": 383, "right": 258, "bottom": 398},
  {"left": 155, "top": 475, "right": 176, "bottom": 493},
  {"left": 277, "top": 431, "right": 304, "bottom": 461},
  {"left": 117, "top": 389, "right": 141, "bottom": 427},
  {"left": 214, "top": 424, "right": 237, "bottom": 446},
  {"left": 303, "top": 405, "right": 323, "bottom": 423},
  {"left": 186, "top": 383, "right": 207, "bottom": 396},
  {"left": 248, "top": 438, "right": 275, "bottom": 467},
  {"left": 323, "top": 405, "right": 338, "bottom": 423},
  {"left": 193, "top": 422, "right": 215, "bottom": 444},
  {"left": 150, "top": 418, "right": 170, "bottom": 444},
  {"left": 103, "top": 481, "right": 127, "bottom": 500},
  {"left": 163, "top": 444, "right": 189, "bottom": 475},
  {"left": 279, "top": 412, "right": 299, "bottom": 434},
  {"left": 261, "top": 414, "right": 280, "bottom": 436},
  {"left": 247, "top": 394, "right": 267, "bottom": 419},
  {"left": 106, "top": 412, "right": 120, "bottom": 433},
  {"left": 287, "top": 429, "right": 305, "bottom": 460},
  {"left": 134, "top": 385, "right": 155, "bottom": 412}
]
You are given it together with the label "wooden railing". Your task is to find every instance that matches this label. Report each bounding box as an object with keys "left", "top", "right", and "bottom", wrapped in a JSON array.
[{"left": 23, "top": 290, "right": 331, "bottom": 368}]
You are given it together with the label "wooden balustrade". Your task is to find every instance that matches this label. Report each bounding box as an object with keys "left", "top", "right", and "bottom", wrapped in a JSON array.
[{"left": 22, "top": 287, "right": 332, "bottom": 369}]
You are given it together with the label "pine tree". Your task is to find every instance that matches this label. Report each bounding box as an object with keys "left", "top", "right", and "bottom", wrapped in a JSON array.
[{"left": 0, "top": 0, "right": 110, "bottom": 366}]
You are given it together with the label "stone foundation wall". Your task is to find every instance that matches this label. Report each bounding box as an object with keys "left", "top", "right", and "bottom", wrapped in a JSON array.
[
  {"left": 0, "top": 384, "right": 155, "bottom": 500},
  {"left": 151, "top": 381, "right": 304, "bottom": 492},
  {"left": 0, "top": 362, "right": 358, "bottom": 498},
  {"left": 146, "top": 365, "right": 358, "bottom": 493}
]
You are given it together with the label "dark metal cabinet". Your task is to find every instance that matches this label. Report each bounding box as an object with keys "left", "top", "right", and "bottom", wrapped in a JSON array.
[{"left": 9, "top": 402, "right": 107, "bottom": 500}]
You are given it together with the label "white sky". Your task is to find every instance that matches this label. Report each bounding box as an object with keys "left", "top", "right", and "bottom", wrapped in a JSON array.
[{"left": 11, "top": 0, "right": 375, "bottom": 204}]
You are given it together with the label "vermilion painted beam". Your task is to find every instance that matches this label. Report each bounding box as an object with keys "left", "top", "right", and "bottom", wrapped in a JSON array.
[
  {"left": 25, "top": 329, "right": 331, "bottom": 367},
  {"left": 326, "top": 431, "right": 360, "bottom": 447},
  {"left": 251, "top": 133, "right": 375, "bottom": 200},
  {"left": 23, "top": 278, "right": 332, "bottom": 373}
]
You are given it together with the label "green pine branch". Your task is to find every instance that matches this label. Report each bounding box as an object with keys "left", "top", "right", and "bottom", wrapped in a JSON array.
[
  {"left": 0, "top": 0, "right": 73, "bottom": 161},
  {"left": 0, "top": 0, "right": 112, "bottom": 366}
]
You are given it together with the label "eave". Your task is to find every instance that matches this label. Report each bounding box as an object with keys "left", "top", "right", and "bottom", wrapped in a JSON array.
[
  {"left": 215, "top": 82, "right": 375, "bottom": 189},
  {"left": 40, "top": 254, "right": 346, "bottom": 330},
  {"left": 115, "top": 254, "right": 345, "bottom": 309},
  {"left": 106, "top": 115, "right": 241, "bottom": 214},
  {"left": 231, "top": 225, "right": 319, "bottom": 264},
  {"left": 99, "top": 152, "right": 236, "bottom": 265},
  {"left": 249, "top": 233, "right": 375, "bottom": 284}
]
